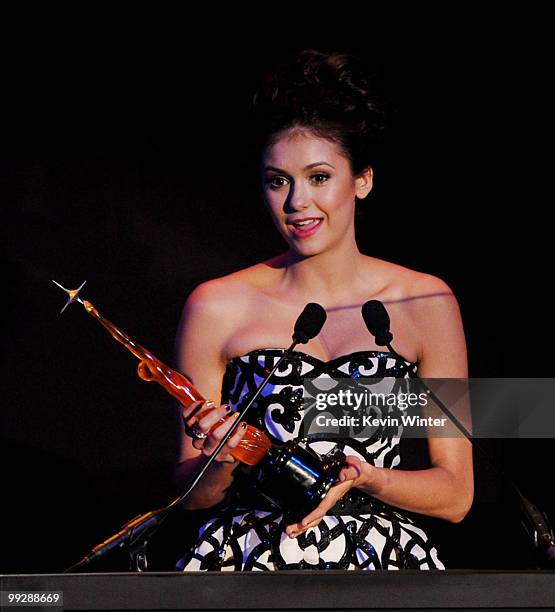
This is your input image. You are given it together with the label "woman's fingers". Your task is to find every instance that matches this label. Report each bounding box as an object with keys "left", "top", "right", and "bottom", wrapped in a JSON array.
[
  {"left": 203, "top": 413, "right": 240, "bottom": 451},
  {"left": 285, "top": 477, "right": 357, "bottom": 538},
  {"left": 184, "top": 401, "right": 228, "bottom": 434},
  {"left": 285, "top": 457, "right": 375, "bottom": 538},
  {"left": 338, "top": 465, "right": 359, "bottom": 482},
  {"left": 224, "top": 418, "right": 249, "bottom": 449},
  {"left": 182, "top": 399, "right": 207, "bottom": 422},
  {"left": 285, "top": 515, "right": 324, "bottom": 538},
  {"left": 197, "top": 403, "right": 230, "bottom": 431},
  {"left": 338, "top": 455, "right": 362, "bottom": 482},
  {"left": 201, "top": 412, "right": 248, "bottom": 462},
  {"left": 184, "top": 401, "right": 244, "bottom": 461}
]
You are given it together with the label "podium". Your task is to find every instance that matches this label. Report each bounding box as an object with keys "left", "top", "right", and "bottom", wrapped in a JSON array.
[{"left": 2, "top": 571, "right": 555, "bottom": 610}]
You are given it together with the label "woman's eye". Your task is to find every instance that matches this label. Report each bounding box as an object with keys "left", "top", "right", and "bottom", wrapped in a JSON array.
[
  {"left": 311, "top": 173, "right": 329, "bottom": 184},
  {"left": 265, "top": 175, "right": 289, "bottom": 189}
]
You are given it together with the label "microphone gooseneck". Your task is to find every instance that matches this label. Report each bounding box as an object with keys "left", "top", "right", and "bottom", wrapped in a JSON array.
[
  {"left": 65, "top": 302, "right": 328, "bottom": 572},
  {"left": 361, "top": 298, "right": 555, "bottom": 568}
]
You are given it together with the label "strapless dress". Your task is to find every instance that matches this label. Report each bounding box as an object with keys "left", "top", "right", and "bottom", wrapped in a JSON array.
[{"left": 176, "top": 348, "right": 445, "bottom": 570}]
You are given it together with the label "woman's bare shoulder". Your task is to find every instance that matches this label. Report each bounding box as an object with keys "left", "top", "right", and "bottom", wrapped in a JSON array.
[
  {"left": 363, "top": 256, "right": 454, "bottom": 301},
  {"left": 184, "top": 257, "right": 283, "bottom": 315},
  {"left": 363, "top": 257, "right": 465, "bottom": 372}
]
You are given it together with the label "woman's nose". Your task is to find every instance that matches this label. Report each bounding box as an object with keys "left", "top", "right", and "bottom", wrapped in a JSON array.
[{"left": 285, "top": 182, "right": 310, "bottom": 211}]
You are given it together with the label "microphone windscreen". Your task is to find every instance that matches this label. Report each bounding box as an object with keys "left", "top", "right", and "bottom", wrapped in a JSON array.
[
  {"left": 361, "top": 300, "right": 393, "bottom": 346},
  {"left": 293, "top": 303, "right": 327, "bottom": 344}
]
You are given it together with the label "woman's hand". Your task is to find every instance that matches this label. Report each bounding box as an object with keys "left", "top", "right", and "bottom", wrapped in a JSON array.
[
  {"left": 284, "top": 455, "right": 384, "bottom": 538},
  {"left": 183, "top": 400, "right": 247, "bottom": 463}
]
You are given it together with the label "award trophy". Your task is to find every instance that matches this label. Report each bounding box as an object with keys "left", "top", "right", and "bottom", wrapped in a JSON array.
[{"left": 53, "top": 281, "right": 345, "bottom": 531}]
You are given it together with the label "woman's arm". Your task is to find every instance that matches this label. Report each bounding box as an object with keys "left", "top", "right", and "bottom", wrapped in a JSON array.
[
  {"left": 286, "top": 277, "right": 474, "bottom": 537},
  {"left": 363, "top": 279, "right": 473, "bottom": 521},
  {"left": 172, "top": 279, "right": 248, "bottom": 510}
]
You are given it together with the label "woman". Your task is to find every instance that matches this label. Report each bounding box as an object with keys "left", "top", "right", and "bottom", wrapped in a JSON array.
[{"left": 172, "top": 50, "right": 473, "bottom": 570}]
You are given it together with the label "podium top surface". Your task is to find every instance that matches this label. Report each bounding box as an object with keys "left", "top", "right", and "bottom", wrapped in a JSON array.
[{"left": 2, "top": 570, "right": 555, "bottom": 610}]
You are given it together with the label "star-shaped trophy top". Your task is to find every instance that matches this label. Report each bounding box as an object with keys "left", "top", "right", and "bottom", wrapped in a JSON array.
[{"left": 52, "top": 279, "right": 87, "bottom": 314}]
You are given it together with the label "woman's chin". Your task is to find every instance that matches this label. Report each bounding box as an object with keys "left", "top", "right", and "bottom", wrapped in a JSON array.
[{"left": 288, "top": 241, "right": 327, "bottom": 258}]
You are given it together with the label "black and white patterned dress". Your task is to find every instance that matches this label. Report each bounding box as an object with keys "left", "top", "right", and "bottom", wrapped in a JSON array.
[{"left": 176, "top": 348, "right": 445, "bottom": 571}]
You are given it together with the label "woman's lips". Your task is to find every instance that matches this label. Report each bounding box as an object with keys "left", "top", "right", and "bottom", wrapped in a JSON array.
[{"left": 287, "top": 218, "right": 323, "bottom": 238}]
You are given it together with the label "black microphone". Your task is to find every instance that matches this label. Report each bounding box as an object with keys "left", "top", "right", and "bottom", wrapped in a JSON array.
[
  {"left": 65, "top": 509, "right": 165, "bottom": 572},
  {"left": 519, "top": 493, "right": 555, "bottom": 566},
  {"left": 293, "top": 302, "right": 327, "bottom": 344},
  {"left": 361, "top": 300, "right": 393, "bottom": 348}
]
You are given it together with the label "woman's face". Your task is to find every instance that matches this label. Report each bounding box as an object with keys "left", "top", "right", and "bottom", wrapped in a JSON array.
[{"left": 261, "top": 129, "right": 372, "bottom": 258}]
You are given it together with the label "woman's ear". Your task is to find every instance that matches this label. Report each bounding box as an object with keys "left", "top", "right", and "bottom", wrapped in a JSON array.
[{"left": 355, "top": 167, "right": 373, "bottom": 199}]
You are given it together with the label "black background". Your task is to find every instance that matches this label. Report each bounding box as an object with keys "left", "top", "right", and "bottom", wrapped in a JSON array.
[{"left": 2, "top": 10, "right": 553, "bottom": 573}]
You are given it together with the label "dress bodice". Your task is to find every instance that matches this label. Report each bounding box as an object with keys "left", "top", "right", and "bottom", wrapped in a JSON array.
[
  {"left": 221, "top": 348, "right": 417, "bottom": 470},
  {"left": 177, "top": 348, "right": 445, "bottom": 571}
]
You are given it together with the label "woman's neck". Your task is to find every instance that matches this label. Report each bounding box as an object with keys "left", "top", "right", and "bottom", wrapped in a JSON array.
[{"left": 279, "top": 241, "right": 368, "bottom": 306}]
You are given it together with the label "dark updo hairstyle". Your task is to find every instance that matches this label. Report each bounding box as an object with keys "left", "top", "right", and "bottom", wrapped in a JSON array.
[{"left": 250, "top": 49, "right": 385, "bottom": 177}]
